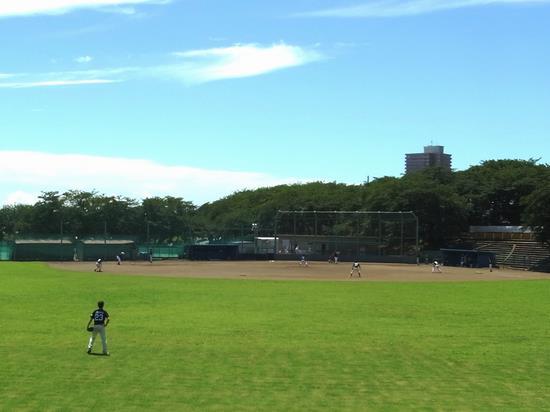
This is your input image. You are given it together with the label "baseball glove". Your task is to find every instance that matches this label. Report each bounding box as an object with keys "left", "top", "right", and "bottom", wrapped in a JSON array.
[{"left": 87, "top": 327, "right": 94, "bottom": 332}]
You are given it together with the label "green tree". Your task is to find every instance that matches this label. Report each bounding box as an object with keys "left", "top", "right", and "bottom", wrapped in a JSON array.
[
  {"left": 142, "top": 196, "right": 196, "bottom": 243},
  {"left": 522, "top": 183, "right": 550, "bottom": 243},
  {"left": 0, "top": 204, "right": 35, "bottom": 239},
  {"left": 454, "top": 159, "right": 547, "bottom": 225}
]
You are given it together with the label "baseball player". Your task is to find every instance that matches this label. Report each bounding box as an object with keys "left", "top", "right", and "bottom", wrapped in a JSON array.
[
  {"left": 350, "top": 261, "right": 362, "bottom": 278},
  {"left": 86, "top": 301, "right": 110, "bottom": 355},
  {"left": 94, "top": 258, "right": 103, "bottom": 272},
  {"left": 432, "top": 260, "right": 442, "bottom": 273},
  {"left": 118, "top": 251, "right": 125, "bottom": 264}
]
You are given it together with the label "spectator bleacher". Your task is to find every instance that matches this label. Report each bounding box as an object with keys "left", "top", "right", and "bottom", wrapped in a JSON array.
[{"left": 470, "top": 226, "right": 550, "bottom": 271}]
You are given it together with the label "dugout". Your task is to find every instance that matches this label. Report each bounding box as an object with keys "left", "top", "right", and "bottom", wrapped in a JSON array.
[
  {"left": 187, "top": 244, "right": 239, "bottom": 260},
  {"left": 77, "top": 239, "right": 137, "bottom": 261},
  {"left": 13, "top": 239, "right": 76, "bottom": 261},
  {"left": 440, "top": 248, "right": 496, "bottom": 268}
]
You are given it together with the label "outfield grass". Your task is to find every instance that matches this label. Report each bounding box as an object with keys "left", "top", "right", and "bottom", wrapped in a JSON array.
[{"left": 1, "top": 262, "right": 549, "bottom": 411}]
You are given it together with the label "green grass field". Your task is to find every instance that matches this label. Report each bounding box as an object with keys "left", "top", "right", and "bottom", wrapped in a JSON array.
[{"left": 1, "top": 262, "right": 549, "bottom": 411}]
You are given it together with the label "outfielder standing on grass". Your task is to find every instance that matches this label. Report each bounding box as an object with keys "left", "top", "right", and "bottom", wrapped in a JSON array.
[{"left": 86, "top": 301, "right": 110, "bottom": 355}]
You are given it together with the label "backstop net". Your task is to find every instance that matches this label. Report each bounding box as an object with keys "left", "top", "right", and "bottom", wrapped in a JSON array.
[{"left": 274, "top": 211, "right": 418, "bottom": 262}]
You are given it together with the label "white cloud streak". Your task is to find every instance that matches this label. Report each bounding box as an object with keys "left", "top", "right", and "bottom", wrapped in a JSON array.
[
  {"left": 0, "top": 151, "right": 304, "bottom": 206},
  {"left": 167, "top": 43, "right": 324, "bottom": 84},
  {"left": 0, "top": 67, "right": 138, "bottom": 89},
  {"left": 0, "top": 79, "right": 116, "bottom": 88},
  {"left": 75, "top": 56, "right": 93, "bottom": 64},
  {"left": 296, "top": 0, "right": 550, "bottom": 18},
  {"left": 0, "top": 44, "right": 323, "bottom": 89},
  {"left": 0, "top": 0, "right": 169, "bottom": 18}
]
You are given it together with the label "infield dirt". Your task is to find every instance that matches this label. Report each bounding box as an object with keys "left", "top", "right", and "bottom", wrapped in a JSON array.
[{"left": 49, "top": 260, "right": 549, "bottom": 282}]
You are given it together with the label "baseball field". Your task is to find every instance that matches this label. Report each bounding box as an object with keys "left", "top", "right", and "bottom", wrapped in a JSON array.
[{"left": 1, "top": 260, "right": 549, "bottom": 410}]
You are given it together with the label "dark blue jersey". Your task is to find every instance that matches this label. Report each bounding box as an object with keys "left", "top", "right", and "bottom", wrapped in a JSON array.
[{"left": 91, "top": 308, "right": 109, "bottom": 325}]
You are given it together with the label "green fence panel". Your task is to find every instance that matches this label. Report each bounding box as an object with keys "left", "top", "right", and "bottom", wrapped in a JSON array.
[
  {"left": 0, "top": 242, "right": 13, "bottom": 261},
  {"left": 137, "top": 244, "right": 185, "bottom": 259},
  {"left": 14, "top": 243, "right": 75, "bottom": 261}
]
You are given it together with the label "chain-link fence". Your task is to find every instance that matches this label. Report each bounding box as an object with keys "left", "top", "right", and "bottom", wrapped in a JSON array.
[
  {"left": 274, "top": 211, "right": 419, "bottom": 262},
  {"left": 1, "top": 213, "right": 418, "bottom": 262}
]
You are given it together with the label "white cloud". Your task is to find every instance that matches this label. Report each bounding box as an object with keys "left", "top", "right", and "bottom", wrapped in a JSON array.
[
  {"left": 296, "top": 0, "right": 550, "bottom": 18},
  {"left": 4, "top": 191, "right": 39, "bottom": 206},
  {"left": 0, "top": 44, "right": 323, "bottom": 88},
  {"left": 0, "top": 66, "right": 136, "bottom": 88},
  {"left": 0, "top": 0, "right": 170, "bottom": 18},
  {"left": 0, "top": 151, "right": 304, "bottom": 206},
  {"left": 166, "top": 43, "right": 324, "bottom": 84},
  {"left": 75, "top": 56, "right": 93, "bottom": 64},
  {"left": 0, "top": 79, "right": 116, "bottom": 89}
]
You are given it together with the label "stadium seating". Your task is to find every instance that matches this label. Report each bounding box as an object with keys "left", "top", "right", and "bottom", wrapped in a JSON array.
[{"left": 475, "top": 240, "right": 550, "bottom": 271}]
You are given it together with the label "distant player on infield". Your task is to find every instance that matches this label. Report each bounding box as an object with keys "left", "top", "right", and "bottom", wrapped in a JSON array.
[
  {"left": 350, "top": 261, "right": 362, "bottom": 278},
  {"left": 432, "top": 260, "right": 442, "bottom": 273},
  {"left": 86, "top": 300, "right": 110, "bottom": 355},
  {"left": 116, "top": 251, "right": 125, "bottom": 265},
  {"left": 94, "top": 258, "right": 103, "bottom": 272}
]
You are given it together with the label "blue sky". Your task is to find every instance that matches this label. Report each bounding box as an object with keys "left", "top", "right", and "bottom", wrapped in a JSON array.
[{"left": 1, "top": 0, "right": 549, "bottom": 206}]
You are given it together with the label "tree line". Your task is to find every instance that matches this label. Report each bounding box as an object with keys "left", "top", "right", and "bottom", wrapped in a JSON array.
[{"left": 1, "top": 159, "right": 549, "bottom": 248}]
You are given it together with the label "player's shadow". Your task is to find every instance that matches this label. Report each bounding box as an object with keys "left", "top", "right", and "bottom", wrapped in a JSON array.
[{"left": 88, "top": 353, "right": 110, "bottom": 356}]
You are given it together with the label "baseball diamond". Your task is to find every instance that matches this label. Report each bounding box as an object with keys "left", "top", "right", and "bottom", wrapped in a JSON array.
[{"left": 50, "top": 259, "right": 549, "bottom": 281}]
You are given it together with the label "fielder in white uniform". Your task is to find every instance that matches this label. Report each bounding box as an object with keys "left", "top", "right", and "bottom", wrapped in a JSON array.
[
  {"left": 350, "top": 262, "right": 362, "bottom": 278},
  {"left": 432, "top": 260, "right": 442, "bottom": 273}
]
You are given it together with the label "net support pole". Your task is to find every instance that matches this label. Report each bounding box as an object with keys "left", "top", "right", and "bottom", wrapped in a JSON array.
[
  {"left": 413, "top": 212, "right": 419, "bottom": 257},
  {"left": 314, "top": 211, "right": 318, "bottom": 236},
  {"left": 378, "top": 211, "right": 382, "bottom": 256},
  {"left": 274, "top": 212, "right": 279, "bottom": 258},
  {"left": 400, "top": 212, "right": 404, "bottom": 256}
]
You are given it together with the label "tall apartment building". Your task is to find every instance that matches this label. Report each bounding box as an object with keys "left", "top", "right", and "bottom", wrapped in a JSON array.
[{"left": 405, "top": 145, "right": 452, "bottom": 174}]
